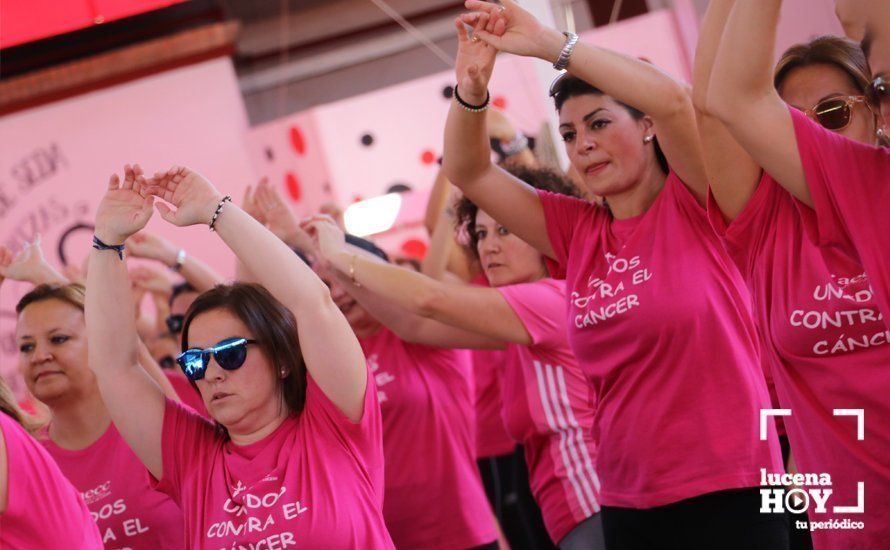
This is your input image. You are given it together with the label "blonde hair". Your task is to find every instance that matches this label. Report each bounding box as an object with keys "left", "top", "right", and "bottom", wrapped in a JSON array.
[{"left": 0, "top": 377, "right": 38, "bottom": 435}]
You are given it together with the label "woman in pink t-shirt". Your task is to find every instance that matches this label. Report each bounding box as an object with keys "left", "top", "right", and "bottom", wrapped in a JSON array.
[
  {"left": 0, "top": 374, "right": 103, "bottom": 549},
  {"left": 84, "top": 165, "right": 394, "bottom": 549},
  {"left": 441, "top": 1, "right": 785, "bottom": 547},
  {"left": 700, "top": 2, "right": 890, "bottom": 548},
  {"left": 242, "top": 176, "right": 497, "bottom": 548},
  {"left": 12, "top": 283, "right": 186, "bottom": 549},
  {"left": 708, "top": 0, "right": 890, "bottom": 324},
  {"left": 306, "top": 165, "right": 602, "bottom": 549},
  {"left": 305, "top": 244, "right": 498, "bottom": 549}
]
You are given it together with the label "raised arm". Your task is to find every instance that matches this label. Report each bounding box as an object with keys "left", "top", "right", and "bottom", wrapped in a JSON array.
[
  {"left": 86, "top": 165, "right": 167, "bottom": 479},
  {"left": 126, "top": 231, "right": 224, "bottom": 292},
  {"left": 691, "top": 0, "right": 763, "bottom": 221},
  {"left": 146, "top": 167, "right": 368, "bottom": 422},
  {"left": 0, "top": 237, "right": 68, "bottom": 287},
  {"left": 308, "top": 218, "right": 530, "bottom": 347},
  {"left": 465, "top": 0, "right": 710, "bottom": 204},
  {"left": 835, "top": 0, "right": 870, "bottom": 41},
  {"left": 443, "top": 15, "right": 555, "bottom": 258},
  {"left": 708, "top": 0, "right": 810, "bottom": 205}
]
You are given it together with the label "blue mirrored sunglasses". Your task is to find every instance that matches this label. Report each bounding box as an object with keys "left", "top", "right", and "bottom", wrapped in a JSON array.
[{"left": 176, "top": 337, "right": 256, "bottom": 381}]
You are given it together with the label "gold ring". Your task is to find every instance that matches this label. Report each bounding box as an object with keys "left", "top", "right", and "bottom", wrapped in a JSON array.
[{"left": 471, "top": 35, "right": 480, "bottom": 42}]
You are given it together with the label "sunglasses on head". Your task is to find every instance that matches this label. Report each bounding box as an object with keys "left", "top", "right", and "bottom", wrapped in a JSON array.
[
  {"left": 176, "top": 337, "right": 256, "bottom": 381},
  {"left": 166, "top": 314, "right": 184, "bottom": 335},
  {"left": 868, "top": 75, "right": 888, "bottom": 108},
  {"left": 802, "top": 95, "right": 867, "bottom": 131},
  {"left": 549, "top": 72, "right": 569, "bottom": 98}
]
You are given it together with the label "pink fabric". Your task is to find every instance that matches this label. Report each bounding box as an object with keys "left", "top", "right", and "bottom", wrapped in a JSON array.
[
  {"left": 709, "top": 171, "right": 890, "bottom": 549},
  {"left": 360, "top": 328, "right": 496, "bottom": 549},
  {"left": 787, "top": 107, "right": 890, "bottom": 325},
  {"left": 41, "top": 423, "right": 184, "bottom": 549},
  {"left": 471, "top": 348, "right": 517, "bottom": 458},
  {"left": 537, "top": 172, "right": 782, "bottom": 508},
  {"left": 469, "top": 274, "right": 516, "bottom": 459},
  {"left": 164, "top": 371, "right": 210, "bottom": 418},
  {"left": 152, "top": 372, "right": 394, "bottom": 549},
  {"left": 0, "top": 412, "right": 102, "bottom": 549},
  {"left": 497, "top": 278, "right": 600, "bottom": 543}
]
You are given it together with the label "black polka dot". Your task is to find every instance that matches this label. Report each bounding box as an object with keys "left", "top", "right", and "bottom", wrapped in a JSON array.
[
  {"left": 360, "top": 133, "right": 374, "bottom": 146},
  {"left": 264, "top": 147, "right": 274, "bottom": 161},
  {"left": 442, "top": 85, "right": 454, "bottom": 99},
  {"left": 386, "top": 183, "right": 412, "bottom": 194}
]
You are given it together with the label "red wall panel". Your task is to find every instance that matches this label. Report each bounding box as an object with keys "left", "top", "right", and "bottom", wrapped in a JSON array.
[{"left": 0, "top": 0, "right": 186, "bottom": 49}]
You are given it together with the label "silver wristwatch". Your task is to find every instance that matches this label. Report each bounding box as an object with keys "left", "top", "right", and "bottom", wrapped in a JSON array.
[{"left": 553, "top": 32, "right": 579, "bottom": 71}]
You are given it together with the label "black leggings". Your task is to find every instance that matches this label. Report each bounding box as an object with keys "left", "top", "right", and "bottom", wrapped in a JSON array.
[
  {"left": 477, "top": 446, "right": 555, "bottom": 549},
  {"left": 601, "top": 487, "right": 790, "bottom": 550}
]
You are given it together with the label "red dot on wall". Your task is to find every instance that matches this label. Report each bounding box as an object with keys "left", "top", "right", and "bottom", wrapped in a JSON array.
[
  {"left": 420, "top": 149, "right": 436, "bottom": 165},
  {"left": 285, "top": 172, "right": 302, "bottom": 202},
  {"left": 289, "top": 126, "right": 306, "bottom": 156},
  {"left": 492, "top": 96, "right": 507, "bottom": 109},
  {"left": 400, "top": 239, "right": 428, "bottom": 260}
]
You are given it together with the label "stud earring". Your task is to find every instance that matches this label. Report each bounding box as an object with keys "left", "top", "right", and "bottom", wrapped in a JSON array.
[{"left": 643, "top": 135, "right": 654, "bottom": 144}]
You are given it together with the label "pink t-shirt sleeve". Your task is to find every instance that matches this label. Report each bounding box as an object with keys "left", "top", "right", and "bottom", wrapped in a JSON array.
[
  {"left": 153, "top": 399, "right": 218, "bottom": 501},
  {"left": 301, "top": 368, "right": 383, "bottom": 460},
  {"left": 707, "top": 172, "right": 781, "bottom": 277},
  {"left": 496, "top": 279, "right": 565, "bottom": 349},
  {"left": 536, "top": 190, "right": 602, "bottom": 279},
  {"left": 788, "top": 106, "right": 889, "bottom": 253}
]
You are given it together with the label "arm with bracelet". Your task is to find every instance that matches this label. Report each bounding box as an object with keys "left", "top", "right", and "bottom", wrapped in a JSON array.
[
  {"left": 143, "top": 166, "right": 369, "bottom": 424},
  {"left": 462, "top": 0, "right": 709, "bottom": 204},
  {"left": 126, "top": 231, "right": 223, "bottom": 292},
  {"left": 306, "top": 217, "right": 526, "bottom": 350},
  {"left": 442, "top": 11, "right": 555, "bottom": 259}
]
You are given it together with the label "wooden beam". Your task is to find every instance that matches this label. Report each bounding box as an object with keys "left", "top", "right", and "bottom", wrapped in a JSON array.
[{"left": 0, "top": 21, "right": 239, "bottom": 116}]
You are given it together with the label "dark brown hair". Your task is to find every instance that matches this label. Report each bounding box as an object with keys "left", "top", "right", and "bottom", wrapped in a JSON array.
[
  {"left": 16, "top": 283, "right": 86, "bottom": 314},
  {"left": 550, "top": 74, "right": 670, "bottom": 174},
  {"left": 861, "top": 28, "right": 873, "bottom": 61},
  {"left": 181, "top": 283, "right": 307, "bottom": 420},
  {"left": 455, "top": 163, "right": 579, "bottom": 259},
  {"left": 775, "top": 35, "right": 887, "bottom": 146}
]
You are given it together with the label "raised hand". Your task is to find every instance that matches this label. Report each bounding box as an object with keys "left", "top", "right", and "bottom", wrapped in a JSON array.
[
  {"left": 0, "top": 246, "right": 13, "bottom": 286},
  {"left": 95, "top": 165, "right": 155, "bottom": 245},
  {"left": 255, "top": 179, "right": 314, "bottom": 251},
  {"left": 143, "top": 166, "right": 223, "bottom": 227},
  {"left": 243, "top": 179, "right": 267, "bottom": 225},
  {"left": 130, "top": 265, "right": 174, "bottom": 297},
  {"left": 301, "top": 215, "right": 347, "bottom": 263},
  {"left": 126, "top": 232, "right": 179, "bottom": 265},
  {"left": 0, "top": 236, "right": 65, "bottom": 285},
  {"left": 461, "top": 0, "right": 561, "bottom": 62},
  {"left": 453, "top": 12, "right": 500, "bottom": 104}
]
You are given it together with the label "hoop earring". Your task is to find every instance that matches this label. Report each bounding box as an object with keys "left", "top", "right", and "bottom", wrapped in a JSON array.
[{"left": 643, "top": 135, "right": 654, "bottom": 144}]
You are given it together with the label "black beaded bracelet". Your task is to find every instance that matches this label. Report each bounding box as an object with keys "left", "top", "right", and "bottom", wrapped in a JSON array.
[
  {"left": 453, "top": 85, "right": 490, "bottom": 113},
  {"left": 209, "top": 196, "right": 232, "bottom": 232},
  {"left": 92, "top": 235, "right": 125, "bottom": 260}
]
